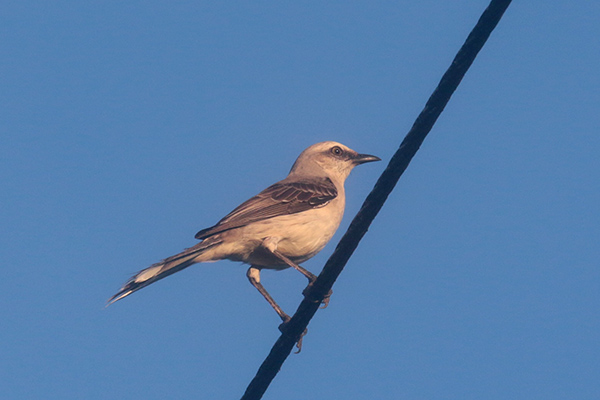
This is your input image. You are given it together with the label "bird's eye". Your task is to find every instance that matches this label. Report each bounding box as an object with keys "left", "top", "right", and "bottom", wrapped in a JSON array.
[{"left": 330, "top": 146, "right": 344, "bottom": 157}]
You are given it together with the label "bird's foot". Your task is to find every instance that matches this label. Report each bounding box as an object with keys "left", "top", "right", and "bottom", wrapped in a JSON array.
[
  {"left": 319, "top": 289, "right": 333, "bottom": 309},
  {"left": 278, "top": 312, "right": 291, "bottom": 325},
  {"left": 278, "top": 318, "right": 308, "bottom": 353},
  {"left": 294, "top": 329, "right": 308, "bottom": 353},
  {"left": 302, "top": 283, "right": 333, "bottom": 309}
]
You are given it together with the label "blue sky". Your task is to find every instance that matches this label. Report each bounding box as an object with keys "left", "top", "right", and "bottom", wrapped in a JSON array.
[{"left": 1, "top": 1, "right": 599, "bottom": 399}]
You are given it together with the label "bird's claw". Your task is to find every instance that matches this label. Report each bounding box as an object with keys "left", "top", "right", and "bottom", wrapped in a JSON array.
[
  {"left": 320, "top": 289, "right": 333, "bottom": 309},
  {"left": 294, "top": 329, "right": 308, "bottom": 353},
  {"left": 302, "top": 284, "right": 333, "bottom": 309},
  {"left": 278, "top": 319, "right": 308, "bottom": 353}
]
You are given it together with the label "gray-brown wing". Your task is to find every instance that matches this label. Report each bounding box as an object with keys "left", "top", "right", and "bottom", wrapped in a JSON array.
[{"left": 195, "top": 177, "right": 337, "bottom": 240}]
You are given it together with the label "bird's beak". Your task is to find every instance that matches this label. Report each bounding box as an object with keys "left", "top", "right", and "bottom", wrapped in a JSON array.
[{"left": 352, "top": 153, "right": 381, "bottom": 165}]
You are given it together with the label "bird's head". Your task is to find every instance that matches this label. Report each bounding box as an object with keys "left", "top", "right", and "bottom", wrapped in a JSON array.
[{"left": 289, "top": 141, "right": 380, "bottom": 182}]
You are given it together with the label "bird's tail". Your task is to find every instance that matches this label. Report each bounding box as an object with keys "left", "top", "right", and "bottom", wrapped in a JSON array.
[{"left": 107, "top": 237, "right": 222, "bottom": 306}]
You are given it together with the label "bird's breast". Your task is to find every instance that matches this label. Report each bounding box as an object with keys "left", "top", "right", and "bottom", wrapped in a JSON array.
[{"left": 233, "top": 196, "right": 345, "bottom": 269}]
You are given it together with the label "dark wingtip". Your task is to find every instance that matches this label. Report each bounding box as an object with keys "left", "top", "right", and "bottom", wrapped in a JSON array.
[
  {"left": 195, "top": 227, "right": 211, "bottom": 240},
  {"left": 106, "top": 289, "right": 132, "bottom": 307}
]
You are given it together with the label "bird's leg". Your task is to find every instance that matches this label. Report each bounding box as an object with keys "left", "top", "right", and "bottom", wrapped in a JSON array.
[
  {"left": 261, "top": 237, "right": 332, "bottom": 309},
  {"left": 261, "top": 237, "right": 316, "bottom": 282},
  {"left": 246, "top": 266, "right": 290, "bottom": 323},
  {"left": 247, "top": 265, "right": 307, "bottom": 352}
]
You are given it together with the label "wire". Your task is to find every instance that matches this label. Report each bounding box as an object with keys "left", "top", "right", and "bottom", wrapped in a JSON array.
[{"left": 241, "top": 1, "right": 513, "bottom": 399}]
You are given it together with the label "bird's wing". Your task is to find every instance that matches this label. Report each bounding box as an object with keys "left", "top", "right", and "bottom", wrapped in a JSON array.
[{"left": 195, "top": 177, "right": 337, "bottom": 239}]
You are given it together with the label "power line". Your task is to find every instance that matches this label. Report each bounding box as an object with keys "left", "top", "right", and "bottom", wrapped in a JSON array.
[{"left": 241, "top": 1, "right": 513, "bottom": 399}]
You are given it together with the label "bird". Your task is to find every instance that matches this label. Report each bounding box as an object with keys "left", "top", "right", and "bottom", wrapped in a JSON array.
[{"left": 108, "top": 141, "right": 380, "bottom": 322}]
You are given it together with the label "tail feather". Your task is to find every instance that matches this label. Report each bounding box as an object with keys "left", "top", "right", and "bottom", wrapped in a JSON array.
[{"left": 107, "top": 237, "right": 222, "bottom": 306}]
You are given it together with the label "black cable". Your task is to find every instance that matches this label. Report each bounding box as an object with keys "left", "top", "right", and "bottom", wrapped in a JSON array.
[{"left": 241, "top": 1, "right": 513, "bottom": 398}]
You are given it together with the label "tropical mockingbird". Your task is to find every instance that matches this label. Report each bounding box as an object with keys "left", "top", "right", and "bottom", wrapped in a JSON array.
[{"left": 108, "top": 141, "right": 380, "bottom": 321}]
